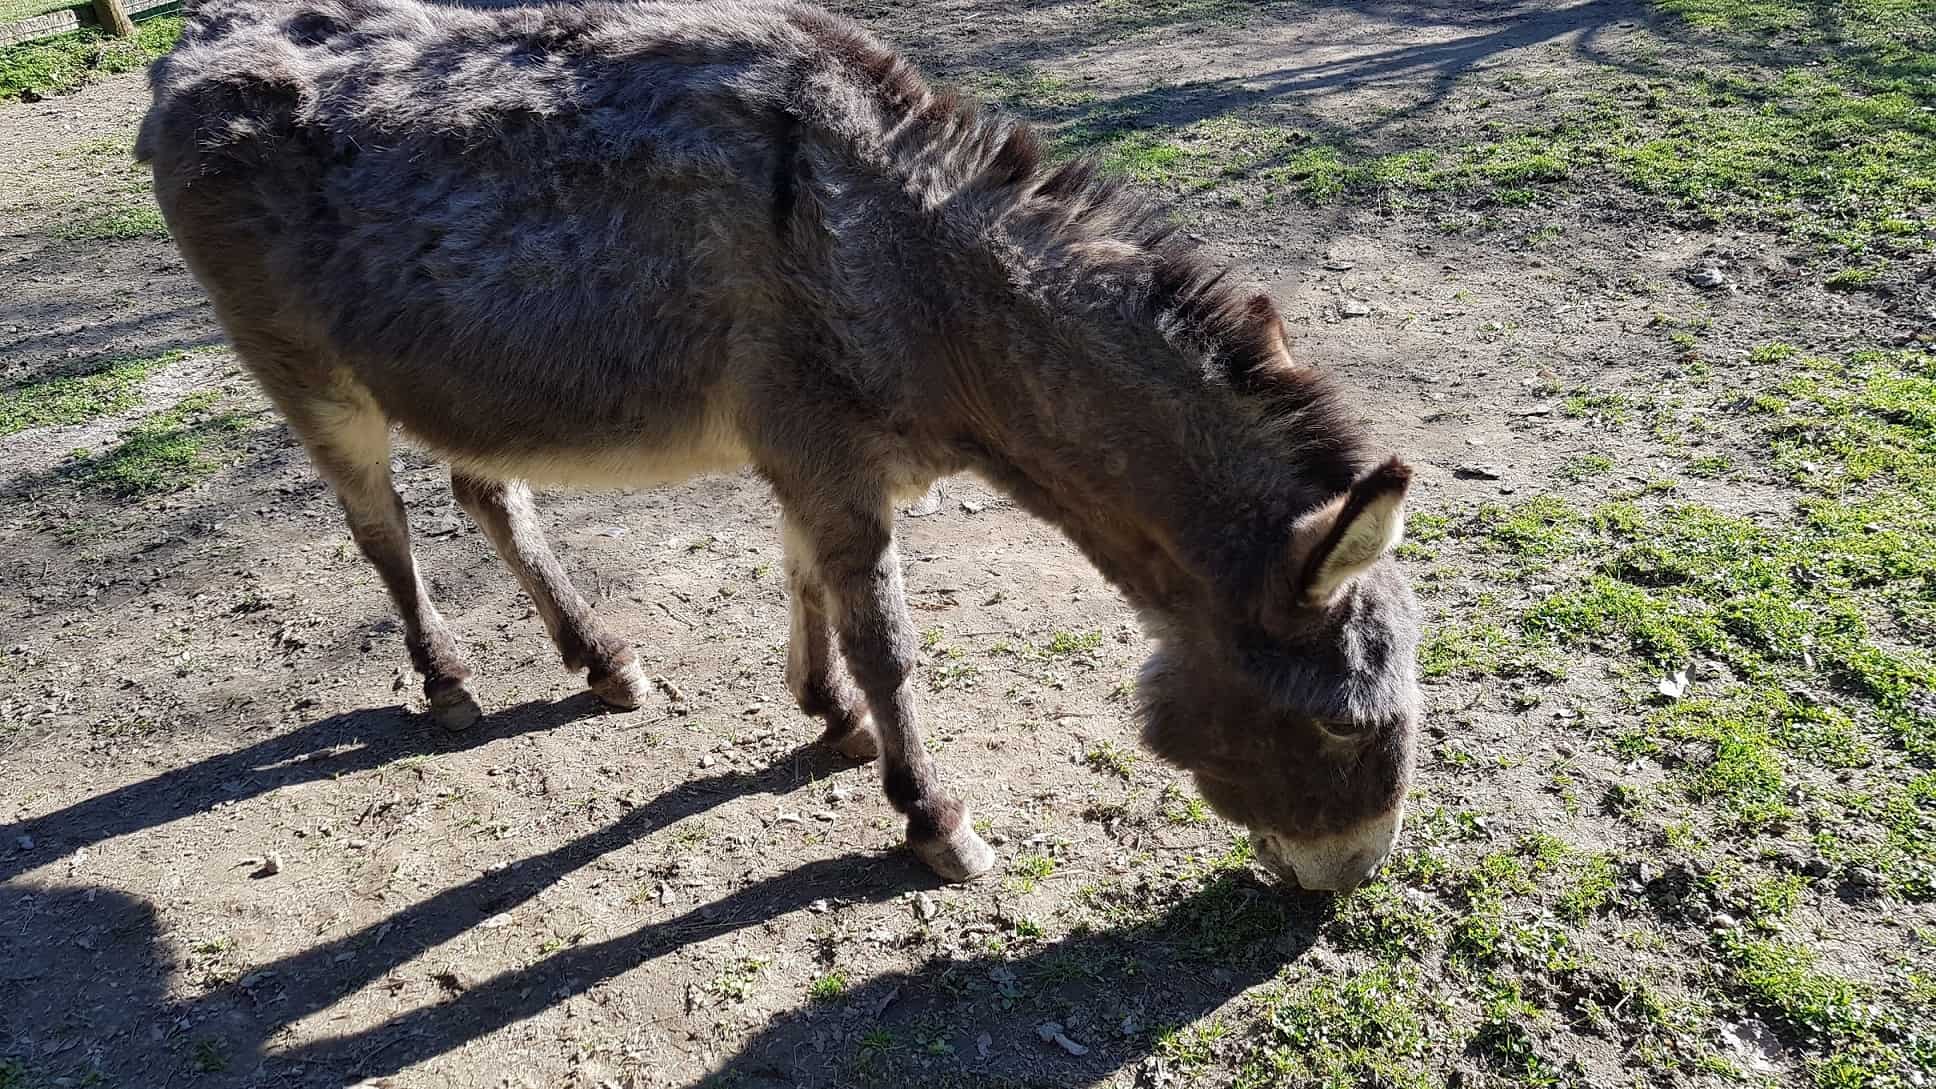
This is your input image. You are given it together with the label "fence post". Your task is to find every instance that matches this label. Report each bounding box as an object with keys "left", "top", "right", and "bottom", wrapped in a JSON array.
[{"left": 92, "top": 0, "right": 134, "bottom": 36}]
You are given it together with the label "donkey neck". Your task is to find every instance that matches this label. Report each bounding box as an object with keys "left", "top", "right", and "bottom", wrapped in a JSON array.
[{"left": 935, "top": 289, "right": 1338, "bottom": 618}]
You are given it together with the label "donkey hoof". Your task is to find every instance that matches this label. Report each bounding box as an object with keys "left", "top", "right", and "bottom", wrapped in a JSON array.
[
  {"left": 588, "top": 659, "right": 651, "bottom": 709},
  {"left": 911, "top": 820, "right": 996, "bottom": 884},
  {"left": 826, "top": 725, "right": 881, "bottom": 763},
  {"left": 428, "top": 685, "right": 482, "bottom": 731}
]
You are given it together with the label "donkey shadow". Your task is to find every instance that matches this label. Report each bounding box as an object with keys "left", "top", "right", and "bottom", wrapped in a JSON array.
[
  {"left": 3, "top": 861, "right": 1323, "bottom": 1088},
  {"left": 0, "top": 694, "right": 616, "bottom": 886},
  {"left": 1, "top": 729, "right": 900, "bottom": 1085}
]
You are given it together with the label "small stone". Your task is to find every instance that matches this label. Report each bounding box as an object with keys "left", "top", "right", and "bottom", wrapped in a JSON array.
[
  {"left": 959, "top": 499, "right": 986, "bottom": 515},
  {"left": 15, "top": 835, "right": 33, "bottom": 851},
  {"left": 480, "top": 912, "right": 512, "bottom": 929},
  {"left": 1323, "top": 259, "right": 1356, "bottom": 271},
  {"left": 1844, "top": 865, "right": 1885, "bottom": 896},
  {"left": 698, "top": 754, "right": 717, "bottom": 769},
  {"left": 1037, "top": 1023, "right": 1089, "bottom": 1057},
  {"left": 1340, "top": 299, "right": 1372, "bottom": 318},
  {"left": 1454, "top": 463, "right": 1503, "bottom": 480},
  {"left": 1720, "top": 1018, "right": 1783, "bottom": 1074},
  {"left": 251, "top": 853, "right": 283, "bottom": 879},
  {"left": 977, "top": 1032, "right": 993, "bottom": 1059},
  {"left": 1688, "top": 266, "right": 1728, "bottom": 289},
  {"left": 913, "top": 892, "right": 940, "bottom": 922}
]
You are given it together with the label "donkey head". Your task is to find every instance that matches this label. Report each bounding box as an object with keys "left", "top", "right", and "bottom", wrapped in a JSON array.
[{"left": 1139, "top": 458, "right": 1422, "bottom": 892}]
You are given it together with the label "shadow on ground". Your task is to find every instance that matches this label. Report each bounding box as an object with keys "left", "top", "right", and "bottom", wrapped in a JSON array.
[{"left": 1, "top": 699, "right": 1324, "bottom": 1087}]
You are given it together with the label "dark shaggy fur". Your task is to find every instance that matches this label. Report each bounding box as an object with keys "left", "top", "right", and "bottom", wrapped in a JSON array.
[{"left": 139, "top": 0, "right": 1422, "bottom": 889}]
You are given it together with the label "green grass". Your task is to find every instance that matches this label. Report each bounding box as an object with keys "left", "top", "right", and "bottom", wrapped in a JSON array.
[
  {"left": 61, "top": 389, "right": 252, "bottom": 496},
  {"left": 1083, "top": 739, "right": 1138, "bottom": 780},
  {"left": 1559, "top": 453, "right": 1615, "bottom": 482},
  {"left": 52, "top": 200, "right": 166, "bottom": 241},
  {"left": 1425, "top": 350, "right": 1934, "bottom": 877},
  {"left": 1071, "top": 1, "right": 1932, "bottom": 254},
  {"left": 1721, "top": 937, "right": 1932, "bottom": 1086},
  {"left": 1239, "top": 967, "right": 1436, "bottom": 1089},
  {"left": 807, "top": 971, "right": 848, "bottom": 1002},
  {"left": 0, "top": 348, "right": 190, "bottom": 435},
  {"left": 0, "top": 0, "right": 78, "bottom": 22},
  {"left": 0, "top": 15, "right": 181, "bottom": 103}
]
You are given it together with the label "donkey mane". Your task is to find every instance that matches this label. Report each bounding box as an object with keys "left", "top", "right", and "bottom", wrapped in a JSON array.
[{"left": 784, "top": 5, "right": 1370, "bottom": 480}]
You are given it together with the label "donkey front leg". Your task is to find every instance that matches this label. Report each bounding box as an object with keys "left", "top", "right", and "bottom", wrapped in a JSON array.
[
  {"left": 788, "top": 501, "right": 995, "bottom": 882},
  {"left": 288, "top": 399, "right": 479, "bottom": 729},
  {"left": 450, "top": 472, "right": 650, "bottom": 709},
  {"left": 782, "top": 515, "right": 881, "bottom": 762}
]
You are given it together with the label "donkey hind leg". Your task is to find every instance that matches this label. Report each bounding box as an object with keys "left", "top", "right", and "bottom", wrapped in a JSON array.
[
  {"left": 450, "top": 472, "right": 650, "bottom": 709},
  {"left": 291, "top": 395, "right": 480, "bottom": 730},
  {"left": 782, "top": 516, "right": 881, "bottom": 762},
  {"left": 785, "top": 498, "right": 994, "bottom": 883}
]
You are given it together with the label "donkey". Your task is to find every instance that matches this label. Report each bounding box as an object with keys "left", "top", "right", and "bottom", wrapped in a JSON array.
[{"left": 138, "top": 0, "right": 1424, "bottom": 889}]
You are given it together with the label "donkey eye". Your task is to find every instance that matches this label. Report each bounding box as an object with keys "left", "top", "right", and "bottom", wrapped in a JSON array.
[{"left": 1315, "top": 718, "right": 1374, "bottom": 741}]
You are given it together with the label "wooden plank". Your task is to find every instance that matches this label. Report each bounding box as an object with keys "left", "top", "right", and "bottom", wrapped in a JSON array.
[{"left": 90, "top": 0, "right": 132, "bottom": 36}]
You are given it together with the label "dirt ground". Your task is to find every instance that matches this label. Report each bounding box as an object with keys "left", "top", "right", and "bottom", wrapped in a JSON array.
[{"left": 2, "top": 0, "right": 1932, "bottom": 1087}]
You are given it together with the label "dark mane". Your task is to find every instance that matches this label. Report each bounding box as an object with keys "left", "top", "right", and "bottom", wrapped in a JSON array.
[{"left": 787, "top": 5, "right": 1372, "bottom": 486}]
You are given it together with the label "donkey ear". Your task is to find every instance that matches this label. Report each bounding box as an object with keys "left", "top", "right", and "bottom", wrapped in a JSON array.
[{"left": 1292, "top": 457, "right": 1413, "bottom": 605}]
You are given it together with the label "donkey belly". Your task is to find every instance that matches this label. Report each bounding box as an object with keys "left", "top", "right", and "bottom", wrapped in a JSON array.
[
  {"left": 359, "top": 352, "right": 755, "bottom": 491},
  {"left": 430, "top": 402, "right": 754, "bottom": 491}
]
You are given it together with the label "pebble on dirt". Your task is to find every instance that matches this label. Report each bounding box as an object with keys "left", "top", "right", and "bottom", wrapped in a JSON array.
[
  {"left": 1687, "top": 266, "right": 1729, "bottom": 289},
  {"left": 1037, "top": 1022, "right": 1089, "bottom": 1056}
]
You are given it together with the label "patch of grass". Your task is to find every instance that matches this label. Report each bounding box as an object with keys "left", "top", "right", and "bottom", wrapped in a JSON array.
[
  {"left": 1084, "top": 739, "right": 1138, "bottom": 780},
  {"left": 1162, "top": 783, "right": 1211, "bottom": 825},
  {"left": 1469, "top": 983, "right": 1562, "bottom": 1084},
  {"left": 1042, "top": 630, "right": 1104, "bottom": 658},
  {"left": 1685, "top": 453, "right": 1734, "bottom": 477},
  {"left": 1155, "top": 1017, "right": 1230, "bottom": 1071},
  {"left": 52, "top": 201, "right": 167, "bottom": 241},
  {"left": 190, "top": 1039, "right": 228, "bottom": 1074},
  {"left": 807, "top": 971, "right": 847, "bottom": 1002},
  {"left": 61, "top": 390, "right": 252, "bottom": 496},
  {"left": 1269, "top": 8, "right": 1936, "bottom": 254},
  {"left": 1331, "top": 880, "right": 1439, "bottom": 958},
  {"left": 1066, "top": 115, "right": 1302, "bottom": 192},
  {"left": 0, "top": 349, "right": 191, "bottom": 435},
  {"left": 1240, "top": 966, "right": 1436, "bottom": 1088},
  {"left": 709, "top": 956, "right": 769, "bottom": 1003},
  {"left": 1560, "top": 453, "right": 1615, "bottom": 482},
  {"left": 970, "top": 66, "right": 1096, "bottom": 112},
  {"left": 0, "top": 16, "right": 182, "bottom": 104},
  {"left": 1555, "top": 853, "right": 1619, "bottom": 923},
  {"left": 1420, "top": 620, "right": 1564, "bottom": 682},
  {"left": 1719, "top": 936, "right": 1930, "bottom": 1084},
  {"left": 1009, "top": 852, "right": 1057, "bottom": 892}
]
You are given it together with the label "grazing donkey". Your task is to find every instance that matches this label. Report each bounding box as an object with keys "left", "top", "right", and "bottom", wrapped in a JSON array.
[{"left": 139, "top": 0, "right": 1423, "bottom": 888}]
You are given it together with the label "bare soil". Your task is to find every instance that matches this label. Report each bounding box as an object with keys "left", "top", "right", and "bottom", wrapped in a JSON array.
[{"left": 1, "top": 1, "right": 1926, "bottom": 1087}]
